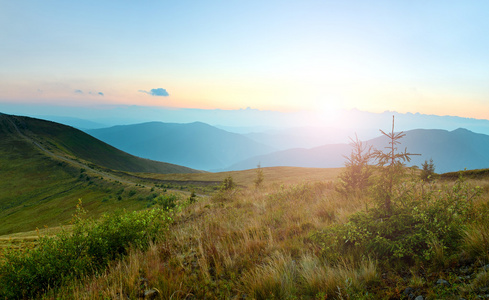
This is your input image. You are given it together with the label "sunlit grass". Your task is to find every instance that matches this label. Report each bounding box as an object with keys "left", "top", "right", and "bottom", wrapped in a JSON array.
[{"left": 2, "top": 167, "right": 489, "bottom": 299}]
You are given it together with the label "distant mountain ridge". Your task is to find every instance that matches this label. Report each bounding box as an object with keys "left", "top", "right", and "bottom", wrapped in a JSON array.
[
  {"left": 225, "top": 128, "right": 489, "bottom": 173},
  {"left": 4, "top": 104, "right": 489, "bottom": 135},
  {"left": 87, "top": 122, "right": 276, "bottom": 171}
]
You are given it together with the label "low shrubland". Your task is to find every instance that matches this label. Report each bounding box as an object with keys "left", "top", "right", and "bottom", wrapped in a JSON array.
[
  {"left": 314, "top": 176, "right": 483, "bottom": 267},
  {"left": 0, "top": 201, "right": 174, "bottom": 299}
]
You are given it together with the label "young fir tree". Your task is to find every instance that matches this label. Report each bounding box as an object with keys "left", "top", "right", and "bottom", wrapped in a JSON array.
[
  {"left": 337, "top": 135, "right": 374, "bottom": 194},
  {"left": 254, "top": 163, "right": 264, "bottom": 188},
  {"left": 420, "top": 158, "right": 436, "bottom": 181},
  {"left": 373, "top": 116, "right": 419, "bottom": 214}
]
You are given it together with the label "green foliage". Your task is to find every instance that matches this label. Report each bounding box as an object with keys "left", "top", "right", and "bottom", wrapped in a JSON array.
[
  {"left": 220, "top": 176, "right": 236, "bottom": 191},
  {"left": 155, "top": 193, "right": 179, "bottom": 210},
  {"left": 0, "top": 201, "right": 173, "bottom": 299},
  {"left": 336, "top": 135, "right": 374, "bottom": 195},
  {"left": 314, "top": 177, "right": 481, "bottom": 266},
  {"left": 420, "top": 158, "right": 436, "bottom": 181}
]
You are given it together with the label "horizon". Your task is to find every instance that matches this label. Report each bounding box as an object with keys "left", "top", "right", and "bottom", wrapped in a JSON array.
[{"left": 2, "top": 1, "right": 489, "bottom": 122}]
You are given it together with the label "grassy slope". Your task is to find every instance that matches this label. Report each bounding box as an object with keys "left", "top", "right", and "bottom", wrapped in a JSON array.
[
  {"left": 43, "top": 174, "right": 489, "bottom": 299},
  {"left": 3, "top": 114, "right": 201, "bottom": 174},
  {"left": 0, "top": 114, "right": 203, "bottom": 235},
  {"left": 135, "top": 166, "right": 342, "bottom": 187},
  {"left": 0, "top": 138, "right": 146, "bottom": 235}
]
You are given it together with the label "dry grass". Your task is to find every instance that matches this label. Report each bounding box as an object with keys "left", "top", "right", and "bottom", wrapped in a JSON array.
[
  {"left": 463, "top": 219, "right": 489, "bottom": 263},
  {"left": 46, "top": 175, "right": 371, "bottom": 299},
  {"left": 133, "top": 166, "right": 343, "bottom": 187},
  {"left": 35, "top": 174, "right": 489, "bottom": 299}
]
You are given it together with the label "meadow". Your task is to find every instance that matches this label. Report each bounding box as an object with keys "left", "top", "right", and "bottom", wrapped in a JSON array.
[{"left": 1, "top": 165, "right": 489, "bottom": 299}]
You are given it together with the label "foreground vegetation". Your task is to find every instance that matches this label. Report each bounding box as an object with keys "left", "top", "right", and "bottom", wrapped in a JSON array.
[
  {"left": 1, "top": 169, "right": 488, "bottom": 299},
  {"left": 0, "top": 201, "right": 174, "bottom": 299},
  {"left": 1, "top": 118, "right": 489, "bottom": 298}
]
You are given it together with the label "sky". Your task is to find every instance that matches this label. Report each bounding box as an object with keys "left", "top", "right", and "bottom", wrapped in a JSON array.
[{"left": 1, "top": 1, "right": 489, "bottom": 121}]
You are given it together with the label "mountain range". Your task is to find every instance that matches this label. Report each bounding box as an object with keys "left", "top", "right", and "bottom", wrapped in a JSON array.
[
  {"left": 4, "top": 111, "right": 489, "bottom": 175},
  {"left": 228, "top": 128, "right": 489, "bottom": 173},
  {"left": 85, "top": 119, "right": 489, "bottom": 173},
  {"left": 87, "top": 122, "right": 275, "bottom": 171}
]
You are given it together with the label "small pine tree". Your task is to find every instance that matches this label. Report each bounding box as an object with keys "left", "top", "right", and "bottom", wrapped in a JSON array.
[
  {"left": 337, "top": 135, "right": 374, "bottom": 194},
  {"left": 188, "top": 190, "right": 197, "bottom": 203},
  {"left": 220, "top": 176, "right": 236, "bottom": 191},
  {"left": 254, "top": 163, "right": 264, "bottom": 188},
  {"left": 420, "top": 158, "right": 435, "bottom": 181},
  {"left": 373, "top": 116, "right": 419, "bottom": 214}
]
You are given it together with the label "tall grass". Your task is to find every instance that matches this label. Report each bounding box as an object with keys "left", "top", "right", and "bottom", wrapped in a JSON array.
[
  {"left": 3, "top": 172, "right": 488, "bottom": 299},
  {"left": 463, "top": 217, "right": 489, "bottom": 263},
  {"left": 44, "top": 180, "right": 369, "bottom": 299}
]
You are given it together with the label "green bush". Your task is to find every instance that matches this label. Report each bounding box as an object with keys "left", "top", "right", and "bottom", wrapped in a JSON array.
[
  {"left": 155, "top": 193, "right": 179, "bottom": 210},
  {"left": 314, "top": 177, "right": 481, "bottom": 266},
  {"left": 0, "top": 201, "right": 173, "bottom": 299},
  {"left": 220, "top": 176, "right": 236, "bottom": 191}
]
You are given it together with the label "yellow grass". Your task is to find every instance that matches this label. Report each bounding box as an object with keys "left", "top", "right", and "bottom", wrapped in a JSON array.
[
  {"left": 12, "top": 170, "right": 486, "bottom": 299},
  {"left": 133, "top": 166, "right": 343, "bottom": 187},
  {"left": 46, "top": 172, "right": 371, "bottom": 299}
]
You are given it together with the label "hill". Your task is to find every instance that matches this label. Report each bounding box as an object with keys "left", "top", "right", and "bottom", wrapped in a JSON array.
[
  {"left": 0, "top": 114, "right": 199, "bottom": 174},
  {"left": 86, "top": 122, "right": 275, "bottom": 171},
  {"left": 227, "top": 128, "right": 489, "bottom": 173},
  {"left": 0, "top": 113, "right": 201, "bottom": 234}
]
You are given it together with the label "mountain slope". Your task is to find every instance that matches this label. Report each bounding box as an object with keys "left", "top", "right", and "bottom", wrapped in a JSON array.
[
  {"left": 87, "top": 122, "right": 276, "bottom": 171},
  {"left": 1, "top": 114, "right": 199, "bottom": 174},
  {"left": 368, "top": 128, "right": 489, "bottom": 173},
  {"left": 226, "top": 128, "right": 489, "bottom": 173},
  {"left": 0, "top": 113, "right": 203, "bottom": 234}
]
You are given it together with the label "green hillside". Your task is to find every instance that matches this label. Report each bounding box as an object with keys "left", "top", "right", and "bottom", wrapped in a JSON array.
[
  {"left": 0, "top": 114, "right": 201, "bottom": 174},
  {"left": 0, "top": 113, "right": 202, "bottom": 235}
]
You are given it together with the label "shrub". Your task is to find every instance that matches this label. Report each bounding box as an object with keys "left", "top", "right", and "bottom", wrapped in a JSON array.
[
  {"left": 220, "top": 176, "right": 236, "bottom": 191},
  {"left": 314, "top": 177, "right": 481, "bottom": 266},
  {"left": 0, "top": 201, "right": 173, "bottom": 299},
  {"left": 155, "top": 193, "right": 179, "bottom": 210}
]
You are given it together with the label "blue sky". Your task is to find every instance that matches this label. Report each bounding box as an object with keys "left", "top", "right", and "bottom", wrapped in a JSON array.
[{"left": 1, "top": 1, "right": 489, "bottom": 120}]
